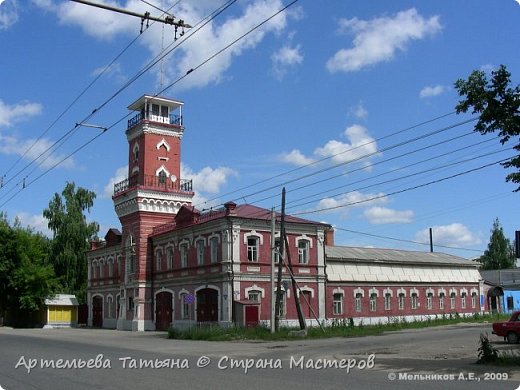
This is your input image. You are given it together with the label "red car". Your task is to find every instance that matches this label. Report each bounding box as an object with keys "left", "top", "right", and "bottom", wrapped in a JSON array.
[{"left": 492, "top": 310, "right": 520, "bottom": 344}]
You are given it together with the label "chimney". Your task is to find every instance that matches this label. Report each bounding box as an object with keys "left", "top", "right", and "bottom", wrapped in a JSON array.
[
  {"left": 324, "top": 228, "right": 335, "bottom": 246},
  {"left": 224, "top": 201, "right": 237, "bottom": 216}
]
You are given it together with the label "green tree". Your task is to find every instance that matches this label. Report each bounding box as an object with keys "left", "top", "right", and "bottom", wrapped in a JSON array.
[
  {"left": 0, "top": 213, "right": 59, "bottom": 326},
  {"left": 478, "top": 218, "right": 515, "bottom": 270},
  {"left": 43, "top": 182, "right": 99, "bottom": 303},
  {"left": 454, "top": 65, "right": 520, "bottom": 191}
]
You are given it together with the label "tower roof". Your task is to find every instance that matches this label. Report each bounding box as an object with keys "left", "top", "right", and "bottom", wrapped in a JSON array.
[{"left": 128, "top": 94, "right": 184, "bottom": 111}]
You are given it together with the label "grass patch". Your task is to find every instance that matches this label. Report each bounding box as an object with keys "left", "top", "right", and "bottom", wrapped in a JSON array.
[{"left": 168, "top": 312, "right": 508, "bottom": 341}]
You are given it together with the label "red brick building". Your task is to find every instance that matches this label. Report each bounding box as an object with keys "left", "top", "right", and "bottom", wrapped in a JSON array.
[{"left": 87, "top": 94, "right": 483, "bottom": 331}]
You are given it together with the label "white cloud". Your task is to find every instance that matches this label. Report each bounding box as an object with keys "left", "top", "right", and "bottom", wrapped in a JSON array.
[
  {"left": 181, "top": 164, "right": 237, "bottom": 209},
  {"left": 316, "top": 191, "right": 387, "bottom": 216},
  {"left": 364, "top": 206, "right": 414, "bottom": 224},
  {"left": 415, "top": 223, "right": 482, "bottom": 248},
  {"left": 271, "top": 44, "right": 303, "bottom": 80},
  {"left": 91, "top": 62, "right": 126, "bottom": 83},
  {"left": 419, "top": 84, "right": 448, "bottom": 98},
  {"left": 0, "top": 0, "right": 18, "bottom": 30},
  {"left": 281, "top": 124, "right": 379, "bottom": 169},
  {"left": 327, "top": 8, "right": 441, "bottom": 73},
  {"left": 0, "top": 99, "right": 43, "bottom": 127},
  {"left": 43, "top": 1, "right": 291, "bottom": 91},
  {"left": 0, "top": 133, "right": 75, "bottom": 169},
  {"left": 103, "top": 165, "right": 128, "bottom": 198},
  {"left": 348, "top": 102, "right": 368, "bottom": 120},
  {"left": 314, "top": 124, "right": 379, "bottom": 167},
  {"left": 182, "top": 164, "right": 237, "bottom": 194},
  {"left": 279, "top": 149, "right": 314, "bottom": 166},
  {"left": 13, "top": 212, "right": 52, "bottom": 237}
]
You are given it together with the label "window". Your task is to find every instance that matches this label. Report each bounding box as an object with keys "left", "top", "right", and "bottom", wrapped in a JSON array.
[
  {"left": 161, "top": 105, "right": 169, "bottom": 118},
  {"left": 298, "top": 239, "right": 310, "bottom": 264},
  {"left": 247, "top": 236, "right": 259, "bottom": 262},
  {"left": 471, "top": 292, "right": 477, "bottom": 309},
  {"left": 333, "top": 293, "right": 343, "bottom": 315},
  {"left": 210, "top": 237, "right": 219, "bottom": 263},
  {"left": 133, "top": 143, "right": 139, "bottom": 160},
  {"left": 248, "top": 290, "right": 261, "bottom": 302},
  {"left": 439, "top": 293, "right": 445, "bottom": 310},
  {"left": 398, "top": 293, "right": 405, "bottom": 310},
  {"left": 196, "top": 240, "right": 205, "bottom": 266},
  {"left": 108, "top": 261, "right": 113, "bottom": 277},
  {"left": 274, "top": 237, "right": 281, "bottom": 263},
  {"left": 152, "top": 103, "right": 160, "bottom": 116},
  {"left": 427, "top": 293, "right": 433, "bottom": 310},
  {"left": 411, "top": 293, "right": 418, "bottom": 310},
  {"left": 128, "top": 297, "right": 134, "bottom": 312},
  {"left": 461, "top": 292, "right": 467, "bottom": 309},
  {"left": 384, "top": 293, "right": 391, "bottom": 311},
  {"left": 158, "top": 170, "right": 167, "bottom": 185},
  {"left": 180, "top": 293, "right": 190, "bottom": 319},
  {"left": 167, "top": 247, "right": 173, "bottom": 269},
  {"left": 355, "top": 293, "right": 362, "bottom": 312},
  {"left": 107, "top": 296, "right": 113, "bottom": 319},
  {"left": 99, "top": 262, "right": 103, "bottom": 279},
  {"left": 370, "top": 293, "right": 377, "bottom": 312},
  {"left": 180, "top": 243, "right": 188, "bottom": 268},
  {"left": 156, "top": 250, "right": 162, "bottom": 271},
  {"left": 450, "top": 292, "right": 456, "bottom": 309},
  {"left": 277, "top": 291, "right": 286, "bottom": 318}
]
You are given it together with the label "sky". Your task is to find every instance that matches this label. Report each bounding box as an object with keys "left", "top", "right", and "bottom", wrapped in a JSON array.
[{"left": 0, "top": 0, "right": 519, "bottom": 260}]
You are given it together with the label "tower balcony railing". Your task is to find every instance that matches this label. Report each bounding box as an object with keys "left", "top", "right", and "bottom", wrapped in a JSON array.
[
  {"left": 127, "top": 112, "right": 182, "bottom": 130},
  {"left": 113, "top": 174, "right": 192, "bottom": 196}
]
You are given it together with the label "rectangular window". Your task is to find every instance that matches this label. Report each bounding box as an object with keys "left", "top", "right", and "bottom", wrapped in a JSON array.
[
  {"left": 108, "top": 261, "right": 113, "bottom": 277},
  {"left": 248, "top": 291, "right": 261, "bottom": 302},
  {"left": 180, "top": 243, "right": 188, "bottom": 268},
  {"left": 450, "top": 293, "right": 456, "bottom": 309},
  {"left": 398, "top": 294, "right": 405, "bottom": 310},
  {"left": 355, "top": 293, "right": 362, "bottom": 312},
  {"left": 427, "top": 293, "right": 433, "bottom": 309},
  {"left": 151, "top": 103, "right": 160, "bottom": 116},
  {"left": 471, "top": 293, "right": 477, "bottom": 309},
  {"left": 161, "top": 105, "right": 169, "bottom": 118},
  {"left": 298, "top": 240, "right": 309, "bottom": 264},
  {"left": 197, "top": 240, "right": 205, "bottom": 266},
  {"left": 333, "top": 293, "right": 343, "bottom": 315},
  {"left": 439, "top": 293, "right": 445, "bottom": 310},
  {"left": 210, "top": 237, "right": 219, "bottom": 263},
  {"left": 461, "top": 293, "right": 467, "bottom": 309},
  {"left": 274, "top": 238, "right": 281, "bottom": 263},
  {"left": 277, "top": 291, "right": 286, "bottom": 318},
  {"left": 384, "top": 293, "right": 391, "bottom": 311},
  {"left": 180, "top": 294, "right": 189, "bottom": 319},
  {"left": 247, "top": 237, "right": 259, "bottom": 262},
  {"left": 167, "top": 248, "right": 173, "bottom": 269},
  {"left": 156, "top": 251, "right": 162, "bottom": 271},
  {"left": 370, "top": 293, "right": 377, "bottom": 312},
  {"left": 411, "top": 293, "right": 418, "bottom": 310}
]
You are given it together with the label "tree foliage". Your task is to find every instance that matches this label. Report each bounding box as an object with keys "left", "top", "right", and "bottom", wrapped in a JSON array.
[
  {"left": 43, "top": 182, "right": 99, "bottom": 303},
  {"left": 478, "top": 218, "right": 515, "bottom": 270},
  {"left": 454, "top": 65, "right": 520, "bottom": 191},
  {"left": 0, "top": 212, "right": 59, "bottom": 326}
]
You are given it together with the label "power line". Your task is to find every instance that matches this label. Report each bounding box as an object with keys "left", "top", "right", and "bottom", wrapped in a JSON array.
[
  {"left": 335, "top": 227, "right": 484, "bottom": 253},
  {"left": 293, "top": 156, "right": 514, "bottom": 216}
]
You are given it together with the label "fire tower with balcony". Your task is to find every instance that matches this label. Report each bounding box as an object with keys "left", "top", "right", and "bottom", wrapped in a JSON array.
[{"left": 112, "top": 95, "right": 194, "bottom": 331}]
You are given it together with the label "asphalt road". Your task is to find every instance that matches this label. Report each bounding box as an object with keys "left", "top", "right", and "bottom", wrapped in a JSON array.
[{"left": 0, "top": 323, "right": 518, "bottom": 390}]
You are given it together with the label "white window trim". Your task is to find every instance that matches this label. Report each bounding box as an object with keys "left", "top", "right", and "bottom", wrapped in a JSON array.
[
  {"left": 243, "top": 231, "right": 264, "bottom": 245},
  {"left": 156, "top": 138, "right": 171, "bottom": 151},
  {"left": 353, "top": 287, "right": 365, "bottom": 298},
  {"left": 245, "top": 285, "right": 265, "bottom": 299}
]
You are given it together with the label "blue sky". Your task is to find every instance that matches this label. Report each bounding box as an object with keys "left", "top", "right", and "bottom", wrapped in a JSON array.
[{"left": 1, "top": 0, "right": 519, "bottom": 259}]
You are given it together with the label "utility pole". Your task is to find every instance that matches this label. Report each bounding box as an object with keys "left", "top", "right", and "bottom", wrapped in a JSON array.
[
  {"left": 274, "top": 188, "right": 286, "bottom": 332},
  {"left": 284, "top": 234, "right": 306, "bottom": 330},
  {"left": 429, "top": 227, "right": 434, "bottom": 253}
]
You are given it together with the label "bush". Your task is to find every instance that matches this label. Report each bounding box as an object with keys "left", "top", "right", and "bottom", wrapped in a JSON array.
[{"left": 477, "top": 332, "right": 498, "bottom": 363}]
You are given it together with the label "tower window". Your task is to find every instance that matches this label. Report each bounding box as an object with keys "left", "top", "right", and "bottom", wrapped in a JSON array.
[{"left": 158, "top": 170, "right": 167, "bottom": 184}]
